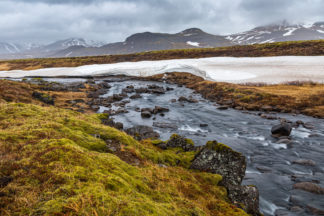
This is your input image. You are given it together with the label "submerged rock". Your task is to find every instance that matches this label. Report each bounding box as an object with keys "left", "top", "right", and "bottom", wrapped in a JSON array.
[
  {"left": 293, "top": 182, "right": 324, "bottom": 194},
  {"left": 292, "top": 159, "right": 316, "bottom": 166}
]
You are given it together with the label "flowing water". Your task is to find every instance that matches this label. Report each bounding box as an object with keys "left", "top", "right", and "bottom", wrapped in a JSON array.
[{"left": 44, "top": 78, "right": 324, "bottom": 215}]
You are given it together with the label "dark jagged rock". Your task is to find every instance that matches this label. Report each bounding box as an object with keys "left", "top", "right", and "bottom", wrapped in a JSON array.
[
  {"left": 153, "top": 106, "right": 169, "bottom": 114},
  {"left": 141, "top": 111, "right": 152, "bottom": 118},
  {"left": 151, "top": 88, "right": 166, "bottom": 94},
  {"left": 135, "top": 87, "right": 149, "bottom": 94},
  {"left": 32, "top": 91, "right": 54, "bottom": 105},
  {"left": 191, "top": 141, "right": 246, "bottom": 187},
  {"left": 200, "top": 123, "right": 208, "bottom": 127},
  {"left": 271, "top": 123, "right": 292, "bottom": 137},
  {"left": 130, "top": 94, "right": 142, "bottom": 99},
  {"left": 88, "top": 88, "right": 107, "bottom": 98},
  {"left": 217, "top": 105, "right": 229, "bottom": 110},
  {"left": 98, "top": 82, "right": 111, "bottom": 89},
  {"left": 227, "top": 185, "right": 260, "bottom": 216},
  {"left": 190, "top": 141, "right": 260, "bottom": 215},
  {"left": 156, "top": 134, "right": 195, "bottom": 151},
  {"left": 125, "top": 125, "right": 160, "bottom": 141},
  {"left": 122, "top": 87, "right": 135, "bottom": 94},
  {"left": 147, "top": 84, "right": 161, "bottom": 89},
  {"left": 100, "top": 116, "right": 124, "bottom": 130},
  {"left": 0, "top": 176, "right": 13, "bottom": 188},
  {"left": 178, "top": 96, "right": 198, "bottom": 103}
]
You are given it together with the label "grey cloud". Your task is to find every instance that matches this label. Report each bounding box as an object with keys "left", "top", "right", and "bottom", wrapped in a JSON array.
[{"left": 0, "top": 0, "right": 323, "bottom": 44}]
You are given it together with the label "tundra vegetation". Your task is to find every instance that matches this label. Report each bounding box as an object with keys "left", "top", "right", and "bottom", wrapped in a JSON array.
[{"left": 0, "top": 80, "right": 248, "bottom": 215}]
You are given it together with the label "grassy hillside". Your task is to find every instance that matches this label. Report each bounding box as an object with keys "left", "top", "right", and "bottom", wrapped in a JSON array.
[
  {"left": 0, "top": 40, "right": 323, "bottom": 71},
  {"left": 0, "top": 80, "right": 248, "bottom": 215}
]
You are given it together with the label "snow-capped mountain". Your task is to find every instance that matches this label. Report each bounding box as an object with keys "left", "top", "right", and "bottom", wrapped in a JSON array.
[
  {"left": 226, "top": 21, "right": 324, "bottom": 45},
  {"left": 40, "top": 38, "right": 104, "bottom": 53},
  {"left": 0, "top": 21, "right": 324, "bottom": 59},
  {"left": 0, "top": 42, "right": 23, "bottom": 54}
]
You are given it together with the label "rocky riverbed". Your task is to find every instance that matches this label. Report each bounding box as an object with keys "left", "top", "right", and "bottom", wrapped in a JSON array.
[{"left": 24, "top": 77, "right": 324, "bottom": 215}]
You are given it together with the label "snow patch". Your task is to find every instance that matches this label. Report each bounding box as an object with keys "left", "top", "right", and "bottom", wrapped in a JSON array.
[
  {"left": 1, "top": 56, "right": 324, "bottom": 84},
  {"left": 317, "top": 30, "right": 324, "bottom": 34},
  {"left": 283, "top": 28, "right": 297, "bottom": 36},
  {"left": 186, "top": 41, "right": 200, "bottom": 47}
]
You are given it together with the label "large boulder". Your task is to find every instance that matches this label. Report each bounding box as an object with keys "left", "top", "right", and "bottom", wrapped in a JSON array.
[
  {"left": 271, "top": 123, "right": 292, "bottom": 137},
  {"left": 125, "top": 125, "right": 160, "bottom": 141},
  {"left": 190, "top": 141, "right": 260, "bottom": 215},
  {"left": 227, "top": 185, "right": 260, "bottom": 216},
  {"left": 191, "top": 141, "right": 246, "bottom": 187}
]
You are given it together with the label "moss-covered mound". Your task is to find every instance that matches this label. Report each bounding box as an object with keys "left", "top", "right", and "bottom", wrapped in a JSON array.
[{"left": 0, "top": 103, "right": 247, "bottom": 216}]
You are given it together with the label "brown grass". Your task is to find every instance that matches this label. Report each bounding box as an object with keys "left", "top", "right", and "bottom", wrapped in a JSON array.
[
  {"left": 0, "top": 79, "right": 92, "bottom": 113},
  {"left": 0, "top": 40, "right": 323, "bottom": 71},
  {"left": 146, "top": 72, "right": 324, "bottom": 118}
]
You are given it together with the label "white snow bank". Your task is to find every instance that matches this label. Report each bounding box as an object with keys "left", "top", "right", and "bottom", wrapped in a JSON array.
[
  {"left": 1, "top": 56, "right": 324, "bottom": 84},
  {"left": 186, "top": 41, "right": 200, "bottom": 47}
]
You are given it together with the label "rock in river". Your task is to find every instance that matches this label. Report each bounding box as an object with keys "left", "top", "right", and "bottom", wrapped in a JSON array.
[{"left": 271, "top": 123, "right": 292, "bottom": 137}]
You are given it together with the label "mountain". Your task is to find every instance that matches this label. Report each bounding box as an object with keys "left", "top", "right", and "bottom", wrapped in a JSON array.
[
  {"left": 52, "top": 28, "right": 234, "bottom": 57},
  {"left": 39, "top": 38, "right": 105, "bottom": 53},
  {"left": 226, "top": 21, "right": 324, "bottom": 45},
  {"left": 0, "top": 21, "right": 324, "bottom": 59}
]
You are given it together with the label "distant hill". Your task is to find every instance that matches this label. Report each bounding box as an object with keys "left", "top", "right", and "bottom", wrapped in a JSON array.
[{"left": 0, "top": 21, "right": 323, "bottom": 59}]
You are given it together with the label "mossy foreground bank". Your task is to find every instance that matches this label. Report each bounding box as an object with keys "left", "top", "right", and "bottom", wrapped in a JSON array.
[
  {"left": 0, "top": 102, "right": 250, "bottom": 215},
  {"left": 0, "top": 40, "right": 323, "bottom": 71}
]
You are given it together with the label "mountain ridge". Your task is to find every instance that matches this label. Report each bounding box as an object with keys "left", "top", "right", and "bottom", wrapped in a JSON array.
[{"left": 0, "top": 21, "right": 323, "bottom": 59}]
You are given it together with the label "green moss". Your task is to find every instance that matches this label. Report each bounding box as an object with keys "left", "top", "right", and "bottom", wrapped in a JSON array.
[
  {"left": 205, "top": 141, "right": 241, "bottom": 157},
  {"left": 185, "top": 138, "right": 195, "bottom": 146},
  {"left": 0, "top": 103, "right": 248, "bottom": 216}
]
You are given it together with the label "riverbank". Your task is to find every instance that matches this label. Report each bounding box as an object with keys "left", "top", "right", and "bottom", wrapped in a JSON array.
[
  {"left": 144, "top": 72, "right": 324, "bottom": 118},
  {"left": 0, "top": 78, "right": 260, "bottom": 216}
]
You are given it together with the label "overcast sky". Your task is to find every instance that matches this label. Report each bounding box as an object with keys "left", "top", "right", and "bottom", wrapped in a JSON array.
[{"left": 1, "top": 0, "right": 324, "bottom": 44}]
